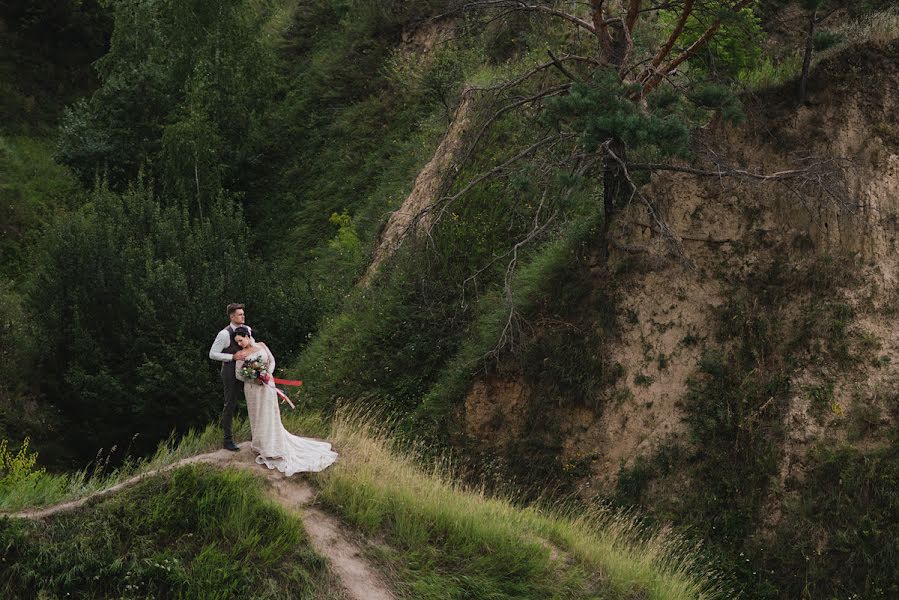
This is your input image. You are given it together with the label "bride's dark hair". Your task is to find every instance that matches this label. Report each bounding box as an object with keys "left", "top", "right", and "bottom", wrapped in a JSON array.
[{"left": 234, "top": 326, "right": 251, "bottom": 338}]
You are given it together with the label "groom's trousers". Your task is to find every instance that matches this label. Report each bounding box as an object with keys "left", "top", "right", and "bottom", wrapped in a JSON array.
[{"left": 221, "top": 363, "right": 244, "bottom": 444}]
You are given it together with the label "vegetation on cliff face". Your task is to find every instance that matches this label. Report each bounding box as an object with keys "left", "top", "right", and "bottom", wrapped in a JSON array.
[{"left": 2, "top": 1, "right": 898, "bottom": 598}]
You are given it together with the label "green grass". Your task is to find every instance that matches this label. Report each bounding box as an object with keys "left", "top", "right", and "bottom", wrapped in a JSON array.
[
  {"left": 740, "top": 7, "right": 899, "bottom": 92},
  {"left": 318, "top": 410, "right": 733, "bottom": 600},
  {"left": 4, "top": 407, "right": 732, "bottom": 600},
  {"left": 0, "top": 410, "right": 327, "bottom": 513},
  {"left": 0, "top": 465, "right": 343, "bottom": 599}
]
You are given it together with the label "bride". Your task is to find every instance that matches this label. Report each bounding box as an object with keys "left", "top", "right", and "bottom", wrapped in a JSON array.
[{"left": 232, "top": 326, "right": 338, "bottom": 474}]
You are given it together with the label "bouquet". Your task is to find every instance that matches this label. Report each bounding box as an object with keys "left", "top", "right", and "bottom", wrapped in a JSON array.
[{"left": 239, "top": 356, "right": 271, "bottom": 385}]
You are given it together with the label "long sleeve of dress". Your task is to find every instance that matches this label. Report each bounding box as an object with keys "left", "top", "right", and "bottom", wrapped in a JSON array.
[{"left": 263, "top": 344, "right": 276, "bottom": 374}]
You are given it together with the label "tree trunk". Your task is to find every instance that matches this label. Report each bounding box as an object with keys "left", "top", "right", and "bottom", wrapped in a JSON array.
[{"left": 799, "top": 8, "right": 817, "bottom": 103}]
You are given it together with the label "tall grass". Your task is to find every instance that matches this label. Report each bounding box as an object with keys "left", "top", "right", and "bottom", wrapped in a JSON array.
[
  {"left": 4, "top": 404, "right": 733, "bottom": 598},
  {"left": 0, "top": 410, "right": 330, "bottom": 512},
  {"left": 741, "top": 8, "right": 899, "bottom": 92},
  {"left": 319, "top": 408, "right": 734, "bottom": 600},
  {"left": 0, "top": 422, "right": 223, "bottom": 512}
]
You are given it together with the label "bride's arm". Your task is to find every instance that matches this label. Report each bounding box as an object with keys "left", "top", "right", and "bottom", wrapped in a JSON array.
[
  {"left": 260, "top": 343, "right": 275, "bottom": 374},
  {"left": 235, "top": 359, "right": 246, "bottom": 382}
]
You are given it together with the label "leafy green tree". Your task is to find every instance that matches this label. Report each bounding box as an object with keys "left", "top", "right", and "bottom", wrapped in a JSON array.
[
  {"left": 0, "top": 0, "right": 111, "bottom": 131},
  {"left": 660, "top": 5, "right": 764, "bottom": 80},
  {"left": 57, "top": 0, "right": 275, "bottom": 201},
  {"left": 25, "top": 182, "right": 251, "bottom": 458}
]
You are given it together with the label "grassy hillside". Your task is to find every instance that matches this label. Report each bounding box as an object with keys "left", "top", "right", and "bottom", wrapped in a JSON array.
[
  {"left": 1, "top": 411, "right": 733, "bottom": 600},
  {"left": 269, "top": 5, "right": 899, "bottom": 599},
  {"left": 1, "top": 465, "right": 343, "bottom": 599}
]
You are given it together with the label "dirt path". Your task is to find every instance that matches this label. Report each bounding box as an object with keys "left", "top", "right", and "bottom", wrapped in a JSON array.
[{"left": 6, "top": 443, "right": 396, "bottom": 600}]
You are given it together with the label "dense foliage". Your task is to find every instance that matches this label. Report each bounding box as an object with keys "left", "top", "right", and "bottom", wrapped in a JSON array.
[
  {"left": 25, "top": 184, "right": 251, "bottom": 458},
  {"left": 0, "top": 0, "right": 111, "bottom": 132},
  {"left": 57, "top": 0, "right": 276, "bottom": 197},
  {"left": 1, "top": 1, "right": 898, "bottom": 598}
]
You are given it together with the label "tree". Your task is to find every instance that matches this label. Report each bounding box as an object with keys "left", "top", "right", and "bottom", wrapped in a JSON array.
[
  {"left": 789, "top": 0, "right": 843, "bottom": 103},
  {"left": 25, "top": 182, "right": 252, "bottom": 459},
  {"left": 0, "top": 0, "right": 111, "bottom": 130},
  {"left": 56, "top": 0, "right": 276, "bottom": 205},
  {"left": 439, "top": 1, "right": 765, "bottom": 259}
]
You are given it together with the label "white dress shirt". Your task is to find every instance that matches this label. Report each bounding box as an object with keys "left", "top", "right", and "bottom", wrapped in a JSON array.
[{"left": 209, "top": 324, "right": 253, "bottom": 362}]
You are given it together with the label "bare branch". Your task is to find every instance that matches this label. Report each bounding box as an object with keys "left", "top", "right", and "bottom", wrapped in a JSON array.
[
  {"left": 602, "top": 140, "right": 692, "bottom": 266},
  {"left": 461, "top": 0, "right": 596, "bottom": 33},
  {"left": 461, "top": 83, "right": 572, "bottom": 173},
  {"left": 410, "top": 134, "right": 569, "bottom": 237},
  {"left": 489, "top": 190, "right": 557, "bottom": 358},
  {"left": 547, "top": 49, "right": 580, "bottom": 82},
  {"left": 462, "top": 154, "right": 597, "bottom": 300},
  {"left": 627, "top": 160, "right": 850, "bottom": 182},
  {"left": 469, "top": 55, "right": 593, "bottom": 93},
  {"left": 815, "top": 5, "right": 841, "bottom": 24}
]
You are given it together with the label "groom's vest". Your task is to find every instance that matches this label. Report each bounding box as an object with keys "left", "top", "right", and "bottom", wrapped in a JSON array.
[{"left": 222, "top": 325, "right": 243, "bottom": 375}]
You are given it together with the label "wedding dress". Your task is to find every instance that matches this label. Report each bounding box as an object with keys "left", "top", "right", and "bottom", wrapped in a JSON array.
[{"left": 236, "top": 344, "right": 338, "bottom": 474}]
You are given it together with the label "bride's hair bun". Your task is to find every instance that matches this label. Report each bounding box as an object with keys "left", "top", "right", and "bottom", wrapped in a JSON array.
[{"left": 234, "top": 326, "right": 251, "bottom": 337}]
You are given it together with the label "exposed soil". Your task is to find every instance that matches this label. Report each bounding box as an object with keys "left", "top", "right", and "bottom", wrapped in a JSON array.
[{"left": 458, "top": 39, "right": 899, "bottom": 499}]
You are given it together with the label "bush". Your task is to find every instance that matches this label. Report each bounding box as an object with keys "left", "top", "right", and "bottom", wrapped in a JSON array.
[
  {"left": 763, "top": 440, "right": 899, "bottom": 599},
  {"left": 25, "top": 182, "right": 253, "bottom": 459},
  {"left": 0, "top": 437, "right": 44, "bottom": 494}
]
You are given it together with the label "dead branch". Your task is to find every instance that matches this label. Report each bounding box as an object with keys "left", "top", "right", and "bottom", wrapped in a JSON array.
[
  {"left": 489, "top": 190, "right": 557, "bottom": 358},
  {"left": 408, "top": 134, "right": 569, "bottom": 239},
  {"left": 547, "top": 49, "right": 580, "bottom": 82},
  {"left": 442, "top": 82, "right": 572, "bottom": 195},
  {"left": 627, "top": 159, "right": 848, "bottom": 183},
  {"left": 470, "top": 55, "right": 594, "bottom": 93},
  {"left": 628, "top": 221, "right": 738, "bottom": 244},
  {"left": 461, "top": 0, "right": 597, "bottom": 33},
  {"left": 602, "top": 140, "right": 692, "bottom": 266},
  {"left": 461, "top": 154, "right": 596, "bottom": 301}
]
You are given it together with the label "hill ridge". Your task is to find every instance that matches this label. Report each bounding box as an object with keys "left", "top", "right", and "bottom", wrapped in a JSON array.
[{"left": 5, "top": 444, "right": 395, "bottom": 600}]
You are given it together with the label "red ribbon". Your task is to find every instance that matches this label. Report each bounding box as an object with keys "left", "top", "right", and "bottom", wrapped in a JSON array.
[
  {"left": 258, "top": 375, "right": 302, "bottom": 409},
  {"left": 273, "top": 387, "right": 296, "bottom": 409}
]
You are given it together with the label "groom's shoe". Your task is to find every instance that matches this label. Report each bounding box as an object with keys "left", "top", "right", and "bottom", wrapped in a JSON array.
[{"left": 223, "top": 440, "right": 240, "bottom": 452}]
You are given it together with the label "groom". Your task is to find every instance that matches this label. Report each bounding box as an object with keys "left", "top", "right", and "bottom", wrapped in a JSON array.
[{"left": 209, "top": 303, "right": 255, "bottom": 451}]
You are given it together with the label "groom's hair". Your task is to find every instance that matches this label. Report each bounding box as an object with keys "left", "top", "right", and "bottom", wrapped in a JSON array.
[
  {"left": 234, "top": 326, "right": 251, "bottom": 337},
  {"left": 227, "top": 303, "right": 245, "bottom": 316}
]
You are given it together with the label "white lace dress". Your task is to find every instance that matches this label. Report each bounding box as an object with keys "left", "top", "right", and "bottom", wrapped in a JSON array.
[{"left": 236, "top": 344, "right": 338, "bottom": 475}]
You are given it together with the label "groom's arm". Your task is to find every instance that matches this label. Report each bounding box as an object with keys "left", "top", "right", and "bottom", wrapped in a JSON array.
[{"left": 209, "top": 329, "right": 233, "bottom": 362}]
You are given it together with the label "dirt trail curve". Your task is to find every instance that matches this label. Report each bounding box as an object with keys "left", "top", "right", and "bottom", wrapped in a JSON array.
[{"left": 5, "top": 444, "right": 395, "bottom": 600}]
